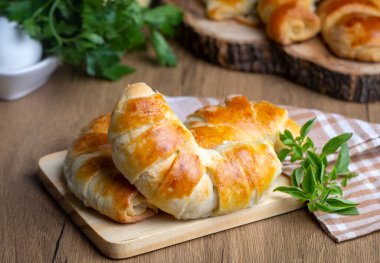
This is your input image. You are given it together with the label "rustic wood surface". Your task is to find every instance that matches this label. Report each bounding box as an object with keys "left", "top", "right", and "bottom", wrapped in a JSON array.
[
  {"left": 38, "top": 151, "right": 303, "bottom": 259},
  {"left": 166, "top": 0, "right": 380, "bottom": 103},
  {"left": 1, "top": 43, "right": 380, "bottom": 262}
]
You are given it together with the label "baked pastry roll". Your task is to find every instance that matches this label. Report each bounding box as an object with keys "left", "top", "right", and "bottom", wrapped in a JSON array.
[
  {"left": 318, "top": 0, "right": 380, "bottom": 62},
  {"left": 257, "top": 0, "right": 321, "bottom": 44},
  {"left": 204, "top": 0, "right": 258, "bottom": 25},
  {"left": 108, "top": 83, "right": 298, "bottom": 219},
  {"left": 186, "top": 95, "right": 300, "bottom": 152},
  {"left": 63, "top": 114, "right": 157, "bottom": 223}
]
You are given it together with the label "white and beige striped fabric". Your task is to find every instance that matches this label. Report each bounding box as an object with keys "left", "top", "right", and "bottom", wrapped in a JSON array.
[{"left": 165, "top": 95, "right": 380, "bottom": 242}]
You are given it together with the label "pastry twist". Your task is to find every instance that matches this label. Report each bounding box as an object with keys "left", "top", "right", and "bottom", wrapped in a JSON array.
[
  {"left": 108, "top": 83, "right": 299, "bottom": 219},
  {"left": 318, "top": 0, "right": 380, "bottom": 62},
  {"left": 185, "top": 95, "right": 300, "bottom": 152},
  {"left": 257, "top": 0, "right": 321, "bottom": 44},
  {"left": 63, "top": 114, "right": 157, "bottom": 223},
  {"left": 204, "top": 0, "right": 258, "bottom": 25}
]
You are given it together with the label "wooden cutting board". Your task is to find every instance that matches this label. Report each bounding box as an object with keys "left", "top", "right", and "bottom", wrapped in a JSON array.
[
  {"left": 38, "top": 150, "right": 304, "bottom": 259},
  {"left": 164, "top": 0, "right": 380, "bottom": 103}
]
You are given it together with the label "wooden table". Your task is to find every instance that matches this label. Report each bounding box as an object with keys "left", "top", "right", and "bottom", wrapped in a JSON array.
[{"left": 1, "top": 44, "right": 380, "bottom": 262}]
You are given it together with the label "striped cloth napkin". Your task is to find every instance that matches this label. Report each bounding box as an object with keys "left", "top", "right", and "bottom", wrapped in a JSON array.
[{"left": 165, "top": 95, "right": 380, "bottom": 242}]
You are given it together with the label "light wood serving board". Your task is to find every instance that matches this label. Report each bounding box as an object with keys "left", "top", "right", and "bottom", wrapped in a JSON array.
[
  {"left": 164, "top": 0, "right": 380, "bottom": 103},
  {"left": 38, "top": 150, "right": 304, "bottom": 259}
]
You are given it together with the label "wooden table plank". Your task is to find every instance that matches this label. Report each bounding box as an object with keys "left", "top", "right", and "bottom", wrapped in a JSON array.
[
  {"left": 0, "top": 43, "right": 378, "bottom": 263},
  {"left": 368, "top": 103, "right": 380, "bottom": 123}
]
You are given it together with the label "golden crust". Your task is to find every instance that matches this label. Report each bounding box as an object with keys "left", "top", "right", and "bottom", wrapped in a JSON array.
[
  {"left": 186, "top": 95, "right": 299, "bottom": 151},
  {"left": 64, "top": 114, "right": 157, "bottom": 223},
  {"left": 109, "top": 83, "right": 289, "bottom": 219},
  {"left": 205, "top": 0, "right": 256, "bottom": 20},
  {"left": 257, "top": 0, "right": 320, "bottom": 45},
  {"left": 211, "top": 142, "right": 279, "bottom": 214},
  {"left": 318, "top": 0, "right": 380, "bottom": 62}
]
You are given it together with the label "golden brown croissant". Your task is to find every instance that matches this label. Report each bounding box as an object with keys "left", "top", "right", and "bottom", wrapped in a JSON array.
[
  {"left": 257, "top": 0, "right": 321, "bottom": 45},
  {"left": 63, "top": 114, "right": 157, "bottom": 223},
  {"left": 185, "top": 95, "right": 300, "bottom": 152},
  {"left": 108, "top": 83, "right": 299, "bottom": 219},
  {"left": 318, "top": 0, "right": 380, "bottom": 62},
  {"left": 204, "top": 0, "right": 257, "bottom": 24}
]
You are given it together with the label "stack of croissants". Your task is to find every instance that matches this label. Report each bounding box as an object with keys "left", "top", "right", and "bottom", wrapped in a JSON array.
[
  {"left": 63, "top": 83, "right": 301, "bottom": 223},
  {"left": 204, "top": 0, "right": 380, "bottom": 62}
]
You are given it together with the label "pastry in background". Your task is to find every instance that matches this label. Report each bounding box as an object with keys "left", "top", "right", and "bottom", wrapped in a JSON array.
[
  {"left": 318, "top": 0, "right": 380, "bottom": 62},
  {"left": 63, "top": 114, "right": 157, "bottom": 223},
  {"left": 108, "top": 83, "right": 299, "bottom": 219},
  {"left": 204, "top": 0, "right": 258, "bottom": 26},
  {"left": 257, "top": 0, "right": 321, "bottom": 45}
]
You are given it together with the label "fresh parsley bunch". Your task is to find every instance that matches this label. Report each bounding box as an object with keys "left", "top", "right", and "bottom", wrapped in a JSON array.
[
  {"left": 0, "top": 0, "right": 183, "bottom": 80},
  {"left": 275, "top": 118, "right": 359, "bottom": 215}
]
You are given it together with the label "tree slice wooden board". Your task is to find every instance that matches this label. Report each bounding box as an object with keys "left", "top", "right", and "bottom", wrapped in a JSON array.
[
  {"left": 165, "top": 0, "right": 380, "bottom": 103},
  {"left": 38, "top": 150, "right": 303, "bottom": 259}
]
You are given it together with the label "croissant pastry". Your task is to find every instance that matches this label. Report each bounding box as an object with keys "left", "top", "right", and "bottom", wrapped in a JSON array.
[
  {"left": 108, "top": 83, "right": 299, "bottom": 219},
  {"left": 257, "top": 0, "right": 321, "bottom": 45},
  {"left": 318, "top": 0, "right": 380, "bottom": 62},
  {"left": 63, "top": 114, "right": 157, "bottom": 223},
  {"left": 185, "top": 95, "right": 300, "bottom": 152},
  {"left": 204, "top": 0, "right": 257, "bottom": 24}
]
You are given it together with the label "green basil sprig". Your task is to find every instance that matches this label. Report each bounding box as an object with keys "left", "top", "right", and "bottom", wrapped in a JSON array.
[{"left": 274, "top": 118, "right": 359, "bottom": 215}]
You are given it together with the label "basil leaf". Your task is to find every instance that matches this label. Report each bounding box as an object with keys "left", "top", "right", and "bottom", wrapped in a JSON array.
[
  {"left": 300, "top": 117, "right": 316, "bottom": 137},
  {"left": 274, "top": 186, "right": 307, "bottom": 201},
  {"left": 282, "top": 139, "right": 294, "bottom": 146},
  {"left": 326, "top": 198, "right": 358, "bottom": 207},
  {"left": 307, "top": 151, "right": 324, "bottom": 182},
  {"left": 334, "top": 207, "right": 359, "bottom": 216},
  {"left": 322, "top": 133, "right": 353, "bottom": 156},
  {"left": 336, "top": 143, "right": 350, "bottom": 173},
  {"left": 291, "top": 167, "right": 304, "bottom": 187},
  {"left": 302, "top": 167, "right": 315, "bottom": 194},
  {"left": 292, "top": 145, "right": 303, "bottom": 159},
  {"left": 275, "top": 118, "right": 359, "bottom": 216},
  {"left": 277, "top": 148, "right": 291, "bottom": 162},
  {"left": 284, "top": 130, "right": 294, "bottom": 140},
  {"left": 314, "top": 202, "right": 335, "bottom": 213}
]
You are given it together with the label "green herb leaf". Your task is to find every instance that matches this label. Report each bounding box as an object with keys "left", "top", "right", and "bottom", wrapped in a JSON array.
[
  {"left": 302, "top": 167, "right": 316, "bottom": 194},
  {"left": 326, "top": 198, "right": 358, "bottom": 208},
  {"left": 336, "top": 143, "right": 350, "bottom": 173},
  {"left": 329, "top": 166, "right": 337, "bottom": 181},
  {"left": 334, "top": 207, "right": 359, "bottom": 216},
  {"left": 306, "top": 151, "right": 324, "bottom": 182},
  {"left": 291, "top": 167, "right": 304, "bottom": 187},
  {"left": 1, "top": 0, "right": 183, "bottom": 80},
  {"left": 274, "top": 186, "right": 307, "bottom": 201},
  {"left": 151, "top": 29, "right": 177, "bottom": 66},
  {"left": 282, "top": 139, "right": 294, "bottom": 146},
  {"left": 102, "top": 64, "right": 135, "bottom": 81},
  {"left": 322, "top": 133, "right": 353, "bottom": 156},
  {"left": 327, "top": 185, "right": 343, "bottom": 197},
  {"left": 300, "top": 117, "right": 316, "bottom": 137},
  {"left": 144, "top": 4, "right": 183, "bottom": 37},
  {"left": 275, "top": 118, "right": 359, "bottom": 216},
  {"left": 292, "top": 145, "right": 303, "bottom": 159},
  {"left": 284, "top": 130, "right": 294, "bottom": 140},
  {"left": 277, "top": 148, "right": 291, "bottom": 162}
]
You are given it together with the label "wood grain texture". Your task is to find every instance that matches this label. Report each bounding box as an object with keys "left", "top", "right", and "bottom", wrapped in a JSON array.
[
  {"left": 38, "top": 151, "right": 303, "bottom": 259},
  {"left": 0, "top": 43, "right": 379, "bottom": 263},
  {"left": 166, "top": 0, "right": 380, "bottom": 103}
]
